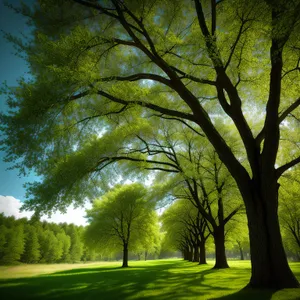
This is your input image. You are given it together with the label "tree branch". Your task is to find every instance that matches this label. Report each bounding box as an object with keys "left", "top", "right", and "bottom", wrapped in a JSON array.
[
  {"left": 279, "top": 97, "right": 300, "bottom": 123},
  {"left": 169, "top": 65, "right": 216, "bottom": 85},
  {"left": 96, "top": 89, "right": 196, "bottom": 122},
  {"left": 256, "top": 97, "right": 300, "bottom": 145},
  {"left": 72, "top": 0, "right": 144, "bottom": 34},
  {"left": 151, "top": 114, "right": 205, "bottom": 137},
  {"left": 276, "top": 156, "right": 300, "bottom": 178},
  {"left": 95, "top": 73, "right": 172, "bottom": 87},
  {"left": 224, "top": 19, "right": 250, "bottom": 70},
  {"left": 224, "top": 205, "right": 243, "bottom": 225},
  {"left": 95, "top": 156, "right": 181, "bottom": 173}
]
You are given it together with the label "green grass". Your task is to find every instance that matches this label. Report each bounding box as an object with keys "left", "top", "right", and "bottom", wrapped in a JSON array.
[{"left": 0, "top": 259, "right": 299, "bottom": 300}]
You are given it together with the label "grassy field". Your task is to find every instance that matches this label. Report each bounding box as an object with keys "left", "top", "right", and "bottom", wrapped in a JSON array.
[{"left": 0, "top": 259, "right": 299, "bottom": 300}]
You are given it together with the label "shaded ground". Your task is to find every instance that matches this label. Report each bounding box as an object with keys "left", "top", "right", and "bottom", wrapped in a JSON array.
[{"left": 0, "top": 259, "right": 299, "bottom": 300}]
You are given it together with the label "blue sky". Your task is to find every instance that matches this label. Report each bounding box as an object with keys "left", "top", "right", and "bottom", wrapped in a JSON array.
[{"left": 0, "top": 0, "right": 38, "bottom": 201}]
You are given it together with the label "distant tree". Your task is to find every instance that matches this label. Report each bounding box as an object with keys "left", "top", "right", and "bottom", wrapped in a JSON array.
[
  {"left": 21, "top": 224, "right": 41, "bottom": 263},
  {"left": 132, "top": 211, "right": 161, "bottom": 261},
  {"left": 85, "top": 183, "right": 156, "bottom": 267},
  {"left": 56, "top": 230, "right": 71, "bottom": 262},
  {"left": 81, "top": 244, "right": 96, "bottom": 262},
  {"left": 161, "top": 199, "right": 210, "bottom": 264},
  {"left": 225, "top": 214, "right": 250, "bottom": 260},
  {"left": 0, "top": 214, "right": 16, "bottom": 228},
  {"left": 1, "top": 225, "right": 25, "bottom": 264},
  {"left": 38, "top": 229, "right": 63, "bottom": 263},
  {"left": 153, "top": 141, "right": 242, "bottom": 268},
  {"left": 66, "top": 224, "right": 84, "bottom": 262},
  {"left": 0, "top": 224, "right": 8, "bottom": 261}
]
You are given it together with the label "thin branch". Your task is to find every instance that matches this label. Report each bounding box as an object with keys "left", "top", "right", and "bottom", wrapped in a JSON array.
[
  {"left": 279, "top": 97, "right": 300, "bottom": 123},
  {"left": 276, "top": 156, "right": 300, "bottom": 178},
  {"left": 151, "top": 114, "right": 205, "bottom": 137},
  {"left": 256, "top": 97, "right": 300, "bottom": 145},
  {"left": 95, "top": 73, "right": 172, "bottom": 87},
  {"left": 95, "top": 156, "right": 181, "bottom": 173},
  {"left": 170, "top": 65, "right": 216, "bottom": 86},
  {"left": 164, "top": 50, "right": 212, "bottom": 68},
  {"left": 72, "top": 0, "right": 144, "bottom": 34},
  {"left": 224, "top": 205, "right": 243, "bottom": 224},
  {"left": 224, "top": 19, "right": 250, "bottom": 70},
  {"left": 96, "top": 89, "right": 196, "bottom": 122}
]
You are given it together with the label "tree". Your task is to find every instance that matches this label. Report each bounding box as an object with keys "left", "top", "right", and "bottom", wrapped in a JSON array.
[
  {"left": 66, "top": 224, "right": 84, "bottom": 262},
  {"left": 38, "top": 229, "right": 63, "bottom": 263},
  {"left": 1, "top": 0, "right": 300, "bottom": 288},
  {"left": 132, "top": 212, "right": 161, "bottom": 261},
  {"left": 225, "top": 214, "right": 250, "bottom": 260},
  {"left": 57, "top": 230, "right": 71, "bottom": 262},
  {"left": 0, "top": 225, "right": 8, "bottom": 261},
  {"left": 151, "top": 137, "right": 242, "bottom": 268},
  {"left": 85, "top": 183, "right": 156, "bottom": 267},
  {"left": 1, "top": 225, "right": 25, "bottom": 264},
  {"left": 21, "top": 224, "right": 41, "bottom": 263}
]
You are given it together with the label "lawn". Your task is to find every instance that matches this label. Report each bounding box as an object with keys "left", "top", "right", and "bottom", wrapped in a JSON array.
[{"left": 0, "top": 259, "right": 299, "bottom": 300}]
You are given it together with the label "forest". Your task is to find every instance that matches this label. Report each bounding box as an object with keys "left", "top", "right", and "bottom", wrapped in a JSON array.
[{"left": 0, "top": 0, "right": 299, "bottom": 296}]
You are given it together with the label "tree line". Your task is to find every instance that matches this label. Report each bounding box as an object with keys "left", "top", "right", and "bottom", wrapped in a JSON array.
[
  {"left": 0, "top": 178, "right": 298, "bottom": 267},
  {"left": 0, "top": 213, "right": 93, "bottom": 264}
]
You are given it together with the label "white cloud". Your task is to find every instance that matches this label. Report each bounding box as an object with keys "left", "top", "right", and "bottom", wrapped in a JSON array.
[
  {"left": 0, "top": 195, "right": 34, "bottom": 220},
  {"left": 0, "top": 195, "right": 92, "bottom": 226},
  {"left": 41, "top": 203, "right": 92, "bottom": 226}
]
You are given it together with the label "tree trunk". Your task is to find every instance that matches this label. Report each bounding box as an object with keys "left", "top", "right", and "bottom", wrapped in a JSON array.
[
  {"left": 240, "top": 247, "right": 245, "bottom": 260},
  {"left": 144, "top": 250, "right": 148, "bottom": 261},
  {"left": 245, "top": 184, "right": 300, "bottom": 289},
  {"left": 240, "top": 247, "right": 244, "bottom": 261},
  {"left": 213, "top": 226, "right": 229, "bottom": 268},
  {"left": 188, "top": 246, "right": 193, "bottom": 261},
  {"left": 199, "top": 241, "right": 207, "bottom": 264},
  {"left": 193, "top": 244, "right": 199, "bottom": 263},
  {"left": 122, "top": 243, "right": 129, "bottom": 268},
  {"left": 183, "top": 249, "right": 188, "bottom": 260},
  {"left": 237, "top": 241, "right": 244, "bottom": 260}
]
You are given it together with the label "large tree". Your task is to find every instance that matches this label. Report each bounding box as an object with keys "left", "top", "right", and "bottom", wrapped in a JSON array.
[
  {"left": 1, "top": 0, "right": 300, "bottom": 288},
  {"left": 84, "top": 183, "right": 157, "bottom": 267}
]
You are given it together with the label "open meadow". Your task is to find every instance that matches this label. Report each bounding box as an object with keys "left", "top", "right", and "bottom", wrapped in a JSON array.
[{"left": 0, "top": 259, "right": 299, "bottom": 300}]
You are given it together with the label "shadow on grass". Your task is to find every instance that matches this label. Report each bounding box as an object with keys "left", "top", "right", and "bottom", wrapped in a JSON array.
[
  {"left": 210, "top": 288, "right": 275, "bottom": 300},
  {"left": 0, "top": 260, "right": 290, "bottom": 300}
]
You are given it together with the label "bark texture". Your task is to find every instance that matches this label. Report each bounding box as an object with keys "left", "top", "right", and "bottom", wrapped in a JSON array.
[
  {"left": 213, "top": 226, "right": 229, "bottom": 269},
  {"left": 245, "top": 182, "right": 300, "bottom": 288},
  {"left": 199, "top": 241, "right": 207, "bottom": 264}
]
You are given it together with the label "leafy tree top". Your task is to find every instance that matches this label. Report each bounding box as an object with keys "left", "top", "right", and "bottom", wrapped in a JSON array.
[{"left": 0, "top": 0, "right": 299, "bottom": 215}]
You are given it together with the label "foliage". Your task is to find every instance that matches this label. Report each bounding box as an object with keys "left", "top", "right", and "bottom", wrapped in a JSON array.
[
  {"left": 279, "top": 169, "right": 300, "bottom": 260},
  {"left": 84, "top": 183, "right": 158, "bottom": 265},
  {"left": 1, "top": 225, "right": 25, "bottom": 264},
  {"left": 0, "top": 213, "right": 92, "bottom": 265},
  {"left": 21, "top": 225, "right": 41, "bottom": 263}
]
